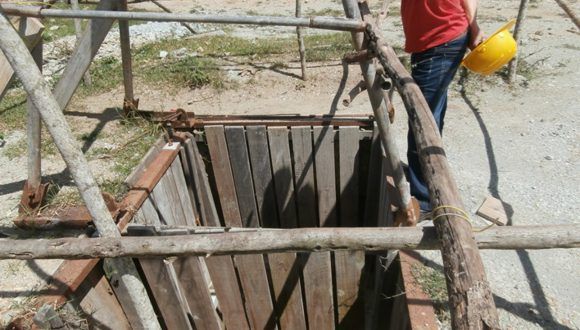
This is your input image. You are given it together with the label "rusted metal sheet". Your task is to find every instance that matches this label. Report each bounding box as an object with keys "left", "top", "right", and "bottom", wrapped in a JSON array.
[{"left": 14, "top": 192, "right": 119, "bottom": 229}]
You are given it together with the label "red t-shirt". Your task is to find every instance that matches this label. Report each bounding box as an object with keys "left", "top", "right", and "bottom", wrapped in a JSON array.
[{"left": 401, "top": 0, "right": 469, "bottom": 53}]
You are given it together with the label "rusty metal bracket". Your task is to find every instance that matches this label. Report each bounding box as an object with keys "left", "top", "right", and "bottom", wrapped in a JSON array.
[
  {"left": 123, "top": 97, "right": 140, "bottom": 116},
  {"left": 18, "top": 181, "right": 49, "bottom": 215},
  {"left": 14, "top": 192, "right": 120, "bottom": 230}
]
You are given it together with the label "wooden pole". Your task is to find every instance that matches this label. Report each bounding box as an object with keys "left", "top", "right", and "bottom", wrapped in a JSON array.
[
  {"left": 342, "top": 0, "right": 416, "bottom": 225},
  {"left": 0, "top": 4, "right": 366, "bottom": 32},
  {"left": 27, "top": 41, "right": 42, "bottom": 190},
  {"left": 70, "top": 0, "right": 92, "bottom": 87},
  {"left": 348, "top": 1, "right": 501, "bottom": 328},
  {"left": 508, "top": 0, "right": 529, "bottom": 84},
  {"left": 0, "top": 13, "right": 161, "bottom": 330},
  {"left": 118, "top": 0, "right": 137, "bottom": 112},
  {"left": 52, "top": 0, "right": 117, "bottom": 111},
  {"left": 295, "top": 0, "right": 307, "bottom": 80},
  {"left": 151, "top": 0, "right": 197, "bottom": 34},
  {"left": 0, "top": 225, "right": 578, "bottom": 259},
  {"left": 554, "top": 0, "right": 580, "bottom": 29}
]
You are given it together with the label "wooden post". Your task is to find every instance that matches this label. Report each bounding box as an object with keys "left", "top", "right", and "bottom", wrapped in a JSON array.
[
  {"left": 295, "top": 0, "right": 307, "bottom": 80},
  {"left": 70, "top": 0, "right": 92, "bottom": 87},
  {"left": 554, "top": 0, "right": 580, "bottom": 30},
  {"left": 0, "top": 225, "right": 578, "bottom": 259},
  {"left": 341, "top": 0, "right": 416, "bottom": 225},
  {"left": 52, "top": 0, "right": 117, "bottom": 110},
  {"left": 508, "top": 0, "right": 529, "bottom": 84},
  {"left": 343, "top": 1, "right": 501, "bottom": 328},
  {"left": 151, "top": 0, "right": 197, "bottom": 34},
  {"left": 27, "top": 41, "right": 42, "bottom": 190},
  {"left": 0, "top": 14, "right": 161, "bottom": 330},
  {"left": 0, "top": 17, "right": 43, "bottom": 101},
  {"left": 118, "top": 0, "right": 137, "bottom": 112}
]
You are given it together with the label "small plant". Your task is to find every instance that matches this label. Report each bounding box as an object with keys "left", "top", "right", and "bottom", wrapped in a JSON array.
[
  {"left": 141, "top": 56, "right": 224, "bottom": 90},
  {"left": 412, "top": 263, "right": 451, "bottom": 324}
]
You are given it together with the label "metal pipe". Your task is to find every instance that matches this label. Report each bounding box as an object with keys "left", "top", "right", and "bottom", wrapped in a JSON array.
[{"left": 0, "top": 4, "right": 366, "bottom": 32}]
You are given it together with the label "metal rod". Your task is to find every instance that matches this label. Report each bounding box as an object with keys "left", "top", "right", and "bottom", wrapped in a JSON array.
[
  {"left": 0, "top": 225, "right": 578, "bottom": 259},
  {"left": 0, "top": 4, "right": 366, "bottom": 32}
]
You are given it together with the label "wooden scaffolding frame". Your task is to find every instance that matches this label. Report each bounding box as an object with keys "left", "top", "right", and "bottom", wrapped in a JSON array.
[{"left": 0, "top": 0, "right": 579, "bottom": 329}]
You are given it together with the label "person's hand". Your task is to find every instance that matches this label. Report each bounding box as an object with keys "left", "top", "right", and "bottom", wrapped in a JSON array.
[{"left": 469, "top": 22, "right": 485, "bottom": 50}]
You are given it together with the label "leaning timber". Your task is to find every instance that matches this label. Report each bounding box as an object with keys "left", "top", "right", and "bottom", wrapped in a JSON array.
[{"left": 344, "top": 0, "right": 500, "bottom": 328}]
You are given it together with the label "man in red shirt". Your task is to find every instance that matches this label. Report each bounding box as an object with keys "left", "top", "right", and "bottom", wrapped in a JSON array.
[{"left": 401, "top": 0, "right": 483, "bottom": 213}]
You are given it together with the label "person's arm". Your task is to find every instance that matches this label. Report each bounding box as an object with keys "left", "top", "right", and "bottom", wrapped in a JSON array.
[{"left": 462, "top": 0, "right": 484, "bottom": 49}]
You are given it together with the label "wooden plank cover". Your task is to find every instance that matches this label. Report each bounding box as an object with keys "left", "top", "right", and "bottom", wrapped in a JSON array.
[
  {"left": 136, "top": 205, "right": 193, "bottom": 330},
  {"left": 224, "top": 126, "right": 277, "bottom": 329},
  {"left": 292, "top": 126, "right": 334, "bottom": 330},
  {"left": 77, "top": 266, "right": 131, "bottom": 330},
  {"left": 266, "top": 127, "right": 307, "bottom": 329},
  {"left": 335, "top": 127, "right": 365, "bottom": 328},
  {"left": 206, "top": 125, "right": 272, "bottom": 330},
  {"left": 170, "top": 151, "right": 222, "bottom": 329}
]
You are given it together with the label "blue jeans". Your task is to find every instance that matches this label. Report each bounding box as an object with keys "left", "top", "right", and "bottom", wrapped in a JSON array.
[{"left": 407, "top": 33, "right": 468, "bottom": 212}]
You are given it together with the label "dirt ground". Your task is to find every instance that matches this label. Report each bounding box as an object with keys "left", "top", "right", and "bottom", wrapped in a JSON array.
[{"left": 0, "top": 0, "right": 579, "bottom": 328}]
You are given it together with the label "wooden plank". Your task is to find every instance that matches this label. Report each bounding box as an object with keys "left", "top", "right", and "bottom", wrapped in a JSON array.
[
  {"left": 313, "top": 126, "right": 338, "bottom": 227},
  {"left": 138, "top": 258, "right": 193, "bottom": 330},
  {"left": 204, "top": 256, "right": 250, "bottom": 330},
  {"left": 476, "top": 196, "right": 508, "bottom": 226},
  {"left": 335, "top": 127, "right": 365, "bottom": 329},
  {"left": 76, "top": 266, "right": 131, "bottom": 330},
  {"left": 225, "top": 126, "right": 260, "bottom": 228},
  {"left": 53, "top": 0, "right": 116, "bottom": 110},
  {"left": 290, "top": 127, "right": 317, "bottom": 227},
  {"left": 208, "top": 125, "right": 276, "bottom": 330},
  {"left": 246, "top": 126, "right": 279, "bottom": 228},
  {"left": 169, "top": 156, "right": 197, "bottom": 226},
  {"left": 363, "top": 126, "right": 382, "bottom": 227},
  {"left": 205, "top": 125, "right": 242, "bottom": 226},
  {"left": 173, "top": 257, "right": 222, "bottom": 330},
  {"left": 179, "top": 145, "right": 201, "bottom": 225},
  {"left": 267, "top": 127, "right": 307, "bottom": 329},
  {"left": 150, "top": 174, "right": 182, "bottom": 225},
  {"left": 311, "top": 126, "right": 338, "bottom": 328},
  {"left": 183, "top": 135, "right": 248, "bottom": 330},
  {"left": 136, "top": 195, "right": 193, "bottom": 330},
  {"left": 268, "top": 127, "right": 299, "bottom": 228},
  {"left": 183, "top": 134, "right": 218, "bottom": 227},
  {"left": 0, "top": 17, "right": 44, "bottom": 100},
  {"left": 292, "top": 126, "right": 334, "bottom": 330}
]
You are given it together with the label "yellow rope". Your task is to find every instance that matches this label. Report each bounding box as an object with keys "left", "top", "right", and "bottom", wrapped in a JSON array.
[{"left": 431, "top": 205, "right": 495, "bottom": 232}]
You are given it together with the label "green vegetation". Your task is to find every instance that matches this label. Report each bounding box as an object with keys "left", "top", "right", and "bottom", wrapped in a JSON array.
[
  {"left": 411, "top": 263, "right": 451, "bottom": 324},
  {"left": 306, "top": 8, "right": 345, "bottom": 17},
  {"left": 0, "top": 90, "right": 27, "bottom": 131}
]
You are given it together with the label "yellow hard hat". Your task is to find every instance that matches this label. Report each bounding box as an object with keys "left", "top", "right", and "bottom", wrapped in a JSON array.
[{"left": 462, "top": 19, "right": 517, "bottom": 75}]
